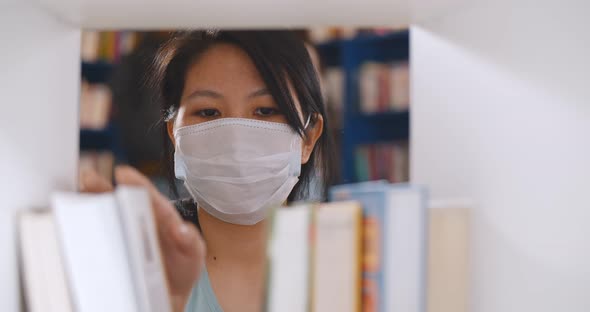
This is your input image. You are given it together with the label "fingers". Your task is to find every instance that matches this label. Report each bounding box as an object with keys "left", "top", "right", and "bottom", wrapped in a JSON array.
[
  {"left": 79, "top": 168, "right": 114, "bottom": 193},
  {"left": 114, "top": 165, "right": 177, "bottom": 220},
  {"left": 114, "top": 165, "right": 203, "bottom": 257},
  {"left": 173, "top": 221, "right": 206, "bottom": 257}
]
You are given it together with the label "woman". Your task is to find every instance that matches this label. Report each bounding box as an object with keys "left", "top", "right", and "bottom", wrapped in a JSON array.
[{"left": 81, "top": 30, "right": 332, "bottom": 312}]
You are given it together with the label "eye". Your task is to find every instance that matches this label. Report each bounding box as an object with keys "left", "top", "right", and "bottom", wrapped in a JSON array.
[
  {"left": 196, "top": 108, "right": 221, "bottom": 118},
  {"left": 255, "top": 107, "right": 281, "bottom": 117}
]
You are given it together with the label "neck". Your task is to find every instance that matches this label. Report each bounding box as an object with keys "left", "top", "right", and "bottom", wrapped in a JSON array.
[
  {"left": 198, "top": 208, "right": 268, "bottom": 311},
  {"left": 198, "top": 208, "right": 268, "bottom": 266}
]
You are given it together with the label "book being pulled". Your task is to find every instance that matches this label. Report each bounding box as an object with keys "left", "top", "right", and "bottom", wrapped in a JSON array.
[{"left": 19, "top": 186, "right": 172, "bottom": 312}]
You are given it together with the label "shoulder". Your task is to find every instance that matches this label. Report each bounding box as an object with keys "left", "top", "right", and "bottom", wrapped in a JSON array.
[{"left": 185, "top": 269, "right": 223, "bottom": 312}]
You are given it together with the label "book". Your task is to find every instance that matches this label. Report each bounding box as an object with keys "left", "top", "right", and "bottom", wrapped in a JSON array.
[
  {"left": 266, "top": 203, "right": 313, "bottom": 312},
  {"left": 52, "top": 186, "right": 171, "bottom": 312},
  {"left": 18, "top": 211, "right": 73, "bottom": 312},
  {"left": 355, "top": 142, "right": 409, "bottom": 183},
  {"left": 79, "top": 151, "right": 115, "bottom": 182},
  {"left": 330, "top": 182, "right": 427, "bottom": 312},
  {"left": 359, "top": 61, "right": 410, "bottom": 114},
  {"left": 81, "top": 31, "right": 100, "bottom": 62},
  {"left": 427, "top": 200, "right": 471, "bottom": 312},
  {"left": 81, "top": 31, "right": 138, "bottom": 63},
  {"left": 323, "top": 68, "right": 344, "bottom": 129},
  {"left": 312, "top": 201, "right": 362, "bottom": 312},
  {"left": 79, "top": 81, "right": 112, "bottom": 130}
]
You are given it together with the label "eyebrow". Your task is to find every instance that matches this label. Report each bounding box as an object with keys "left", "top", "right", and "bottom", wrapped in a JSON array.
[
  {"left": 184, "top": 89, "right": 223, "bottom": 100},
  {"left": 247, "top": 88, "right": 271, "bottom": 98},
  {"left": 184, "top": 88, "right": 270, "bottom": 101}
]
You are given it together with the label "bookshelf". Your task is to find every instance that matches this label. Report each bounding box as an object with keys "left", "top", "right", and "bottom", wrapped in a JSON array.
[
  {"left": 317, "top": 30, "right": 410, "bottom": 183},
  {"left": 79, "top": 31, "right": 137, "bottom": 171},
  {"left": 81, "top": 61, "right": 114, "bottom": 84},
  {"left": 80, "top": 61, "right": 115, "bottom": 146},
  {"left": 79, "top": 60, "right": 124, "bottom": 159}
]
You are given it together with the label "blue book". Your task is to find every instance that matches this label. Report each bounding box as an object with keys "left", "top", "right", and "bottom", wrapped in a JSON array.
[{"left": 330, "top": 181, "right": 427, "bottom": 312}]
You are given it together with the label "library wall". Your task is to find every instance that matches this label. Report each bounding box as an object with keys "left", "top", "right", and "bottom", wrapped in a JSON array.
[
  {"left": 0, "top": 3, "right": 80, "bottom": 311},
  {"left": 411, "top": 2, "right": 590, "bottom": 312}
]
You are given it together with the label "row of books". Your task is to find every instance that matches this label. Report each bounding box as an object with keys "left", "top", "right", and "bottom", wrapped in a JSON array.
[
  {"left": 81, "top": 31, "right": 137, "bottom": 63},
  {"left": 79, "top": 151, "right": 115, "bottom": 182},
  {"left": 308, "top": 27, "right": 407, "bottom": 44},
  {"left": 355, "top": 142, "right": 409, "bottom": 183},
  {"left": 359, "top": 61, "right": 410, "bottom": 114},
  {"left": 321, "top": 61, "right": 409, "bottom": 126},
  {"left": 18, "top": 182, "right": 468, "bottom": 312},
  {"left": 80, "top": 81, "right": 112, "bottom": 130},
  {"left": 322, "top": 68, "right": 345, "bottom": 128},
  {"left": 267, "top": 181, "right": 471, "bottom": 312},
  {"left": 19, "top": 187, "right": 171, "bottom": 312}
]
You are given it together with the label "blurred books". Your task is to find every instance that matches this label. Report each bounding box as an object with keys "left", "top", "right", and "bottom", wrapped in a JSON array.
[
  {"left": 359, "top": 61, "right": 410, "bottom": 114},
  {"left": 267, "top": 181, "right": 469, "bottom": 312},
  {"left": 323, "top": 68, "right": 345, "bottom": 129},
  {"left": 81, "top": 31, "right": 137, "bottom": 63},
  {"left": 18, "top": 187, "right": 171, "bottom": 312},
  {"left": 267, "top": 203, "right": 313, "bottom": 312},
  {"left": 331, "top": 182, "right": 427, "bottom": 312},
  {"left": 427, "top": 200, "right": 471, "bottom": 312},
  {"left": 79, "top": 150, "right": 114, "bottom": 182},
  {"left": 312, "top": 201, "right": 363, "bottom": 312},
  {"left": 19, "top": 212, "right": 73, "bottom": 312},
  {"left": 80, "top": 81, "right": 112, "bottom": 130},
  {"left": 355, "top": 142, "right": 409, "bottom": 183}
]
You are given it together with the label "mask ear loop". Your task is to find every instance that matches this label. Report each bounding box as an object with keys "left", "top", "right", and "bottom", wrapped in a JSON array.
[{"left": 303, "top": 114, "right": 312, "bottom": 130}]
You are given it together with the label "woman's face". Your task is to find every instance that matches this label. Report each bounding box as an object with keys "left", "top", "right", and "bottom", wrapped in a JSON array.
[
  {"left": 167, "top": 43, "right": 323, "bottom": 164},
  {"left": 174, "top": 43, "right": 295, "bottom": 128}
]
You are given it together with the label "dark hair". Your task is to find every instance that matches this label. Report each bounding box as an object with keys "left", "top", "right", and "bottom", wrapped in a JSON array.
[{"left": 152, "top": 30, "right": 334, "bottom": 202}]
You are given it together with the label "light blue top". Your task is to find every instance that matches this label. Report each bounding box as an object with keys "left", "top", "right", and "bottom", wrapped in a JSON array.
[{"left": 184, "top": 268, "right": 223, "bottom": 312}]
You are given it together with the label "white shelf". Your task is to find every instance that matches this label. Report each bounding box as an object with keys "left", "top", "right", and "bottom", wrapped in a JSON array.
[{"left": 36, "top": 0, "right": 469, "bottom": 29}]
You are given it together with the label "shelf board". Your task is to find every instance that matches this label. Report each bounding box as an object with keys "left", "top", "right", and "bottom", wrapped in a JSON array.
[
  {"left": 36, "top": 0, "right": 413, "bottom": 29},
  {"left": 81, "top": 61, "right": 114, "bottom": 84},
  {"left": 316, "top": 40, "right": 342, "bottom": 68},
  {"left": 344, "top": 110, "right": 410, "bottom": 145},
  {"left": 80, "top": 126, "right": 113, "bottom": 151},
  {"left": 343, "top": 30, "right": 410, "bottom": 66}
]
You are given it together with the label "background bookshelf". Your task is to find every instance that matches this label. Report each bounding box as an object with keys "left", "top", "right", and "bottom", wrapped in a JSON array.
[
  {"left": 316, "top": 29, "right": 411, "bottom": 184},
  {"left": 79, "top": 31, "right": 182, "bottom": 196},
  {"left": 79, "top": 31, "right": 137, "bottom": 182}
]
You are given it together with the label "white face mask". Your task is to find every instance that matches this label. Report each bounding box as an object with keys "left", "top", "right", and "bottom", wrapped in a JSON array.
[{"left": 174, "top": 118, "right": 306, "bottom": 225}]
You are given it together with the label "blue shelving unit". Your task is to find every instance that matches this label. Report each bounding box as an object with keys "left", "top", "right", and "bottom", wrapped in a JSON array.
[
  {"left": 80, "top": 61, "right": 126, "bottom": 161},
  {"left": 317, "top": 30, "right": 410, "bottom": 183},
  {"left": 79, "top": 126, "right": 114, "bottom": 151},
  {"left": 81, "top": 61, "right": 114, "bottom": 84},
  {"left": 79, "top": 123, "right": 126, "bottom": 161}
]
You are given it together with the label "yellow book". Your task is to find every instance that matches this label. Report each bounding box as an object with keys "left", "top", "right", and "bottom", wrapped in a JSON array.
[{"left": 427, "top": 201, "right": 471, "bottom": 312}]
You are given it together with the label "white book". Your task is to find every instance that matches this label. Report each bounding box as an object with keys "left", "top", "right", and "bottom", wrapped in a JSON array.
[
  {"left": 52, "top": 186, "right": 171, "bottom": 312},
  {"left": 267, "top": 203, "right": 312, "bottom": 312},
  {"left": 19, "top": 211, "right": 73, "bottom": 312},
  {"left": 312, "top": 201, "right": 362, "bottom": 312},
  {"left": 385, "top": 185, "right": 427, "bottom": 312},
  {"left": 115, "top": 187, "right": 172, "bottom": 312}
]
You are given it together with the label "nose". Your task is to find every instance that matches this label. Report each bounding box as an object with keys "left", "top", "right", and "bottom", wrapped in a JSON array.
[{"left": 223, "top": 105, "right": 251, "bottom": 119}]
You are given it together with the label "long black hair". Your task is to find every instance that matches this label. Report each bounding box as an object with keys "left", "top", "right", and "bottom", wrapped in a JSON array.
[{"left": 151, "top": 30, "right": 334, "bottom": 202}]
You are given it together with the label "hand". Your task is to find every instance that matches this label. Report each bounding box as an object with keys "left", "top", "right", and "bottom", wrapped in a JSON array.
[{"left": 80, "top": 166, "right": 206, "bottom": 312}]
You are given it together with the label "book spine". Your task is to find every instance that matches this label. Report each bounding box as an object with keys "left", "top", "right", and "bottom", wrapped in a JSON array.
[{"left": 363, "top": 204, "right": 386, "bottom": 312}]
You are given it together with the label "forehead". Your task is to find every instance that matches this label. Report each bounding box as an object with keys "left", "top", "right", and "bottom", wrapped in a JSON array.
[{"left": 183, "top": 43, "right": 264, "bottom": 92}]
